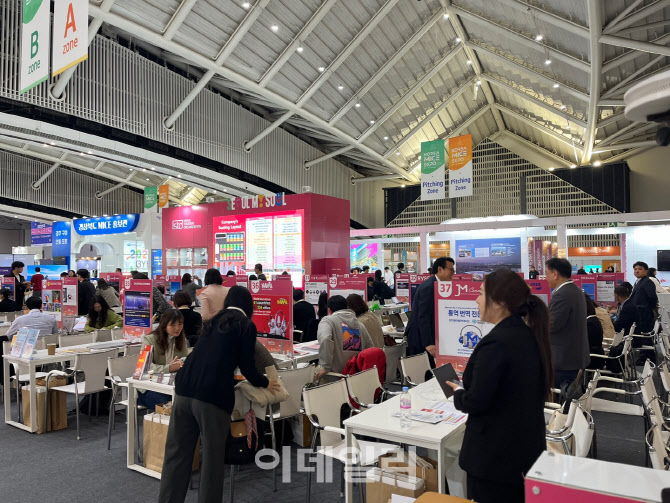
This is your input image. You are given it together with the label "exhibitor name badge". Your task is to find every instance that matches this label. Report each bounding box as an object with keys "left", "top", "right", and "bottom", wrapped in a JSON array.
[{"left": 420, "top": 139, "right": 445, "bottom": 201}]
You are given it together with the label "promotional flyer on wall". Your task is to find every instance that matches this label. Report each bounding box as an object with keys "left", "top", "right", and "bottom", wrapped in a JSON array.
[
  {"left": 123, "top": 280, "right": 153, "bottom": 338},
  {"left": 304, "top": 274, "right": 329, "bottom": 305},
  {"left": 455, "top": 237, "right": 522, "bottom": 276},
  {"left": 249, "top": 280, "right": 293, "bottom": 341}
]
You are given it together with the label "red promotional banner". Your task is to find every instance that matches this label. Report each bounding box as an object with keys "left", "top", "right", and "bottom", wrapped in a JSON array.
[
  {"left": 526, "top": 279, "right": 551, "bottom": 306},
  {"left": 249, "top": 280, "right": 293, "bottom": 341},
  {"left": 434, "top": 280, "right": 493, "bottom": 372},
  {"left": 61, "top": 277, "right": 78, "bottom": 318},
  {"left": 153, "top": 274, "right": 166, "bottom": 289},
  {"left": 222, "top": 275, "right": 237, "bottom": 288},
  {"left": 123, "top": 279, "right": 154, "bottom": 339},
  {"left": 1, "top": 277, "right": 15, "bottom": 302},
  {"left": 42, "top": 280, "right": 63, "bottom": 328},
  {"left": 328, "top": 275, "right": 368, "bottom": 302}
]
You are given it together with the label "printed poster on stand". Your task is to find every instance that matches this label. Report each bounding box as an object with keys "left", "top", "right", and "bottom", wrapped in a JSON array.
[
  {"left": 579, "top": 275, "right": 597, "bottom": 301},
  {"left": 42, "top": 280, "right": 63, "bottom": 328},
  {"left": 434, "top": 280, "right": 494, "bottom": 372},
  {"left": 166, "top": 275, "right": 181, "bottom": 299},
  {"left": 526, "top": 279, "right": 551, "bottom": 306},
  {"left": 1, "top": 277, "right": 15, "bottom": 301},
  {"left": 409, "top": 274, "right": 433, "bottom": 309},
  {"left": 452, "top": 274, "right": 474, "bottom": 281},
  {"left": 596, "top": 273, "right": 625, "bottom": 305},
  {"left": 328, "top": 275, "right": 368, "bottom": 302},
  {"left": 395, "top": 273, "right": 410, "bottom": 303},
  {"left": 123, "top": 279, "right": 153, "bottom": 339},
  {"left": 249, "top": 280, "right": 293, "bottom": 342},
  {"left": 61, "top": 277, "right": 78, "bottom": 318},
  {"left": 304, "top": 274, "right": 328, "bottom": 305},
  {"left": 20, "top": 0, "right": 50, "bottom": 94}
]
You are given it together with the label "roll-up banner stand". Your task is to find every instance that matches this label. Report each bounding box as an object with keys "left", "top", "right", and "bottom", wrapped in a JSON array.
[
  {"left": 250, "top": 280, "right": 294, "bottom": 356},
  {"left": 123, "top": 279, "right": 153, "bottom": 340},
  {"left": 42, "top": 280, "right": 63, "bottom": 328}
]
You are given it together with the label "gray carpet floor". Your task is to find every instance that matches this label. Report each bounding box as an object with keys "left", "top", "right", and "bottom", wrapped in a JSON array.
[{"left": 0, "top": 385, "right": 649, "bottom": 503}]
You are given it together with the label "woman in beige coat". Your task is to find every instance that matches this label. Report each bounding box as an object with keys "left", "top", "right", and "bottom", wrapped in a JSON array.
[
  {"left": 346, "top": 293, "right": 385, "bottom": 348},
  {"left": 199, "top": 268, "right": 230, "bottom": 321}
]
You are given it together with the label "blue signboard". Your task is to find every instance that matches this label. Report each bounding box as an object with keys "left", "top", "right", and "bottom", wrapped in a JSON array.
[
  {"left": 454, "top": 237, "right": 522, "bottom": 274},
  {"left": 73, "top": 214, "right": 140, "bottom": 235},
  {"left": 52, "top": 221, "right": 72, "bottom": 268},
  {"left": 151, "top": 249, "right": 163, "bottom": 278},
  {"left": 30, "top": 222, "right": 53, "bottom": 245}
]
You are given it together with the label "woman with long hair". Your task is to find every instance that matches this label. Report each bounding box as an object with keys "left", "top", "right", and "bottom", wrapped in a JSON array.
[
  {"left": 317, "top": 291, "right": 328, "bottom": 320},
  {"left": 447, "top": 268, "right": 552, "bottom": 503},
  {"left": 158, "top": 286, "right": 280, "bottom": 502},
  {"left": 347, "top": 293, "right": 384, "bottom": 348},
  {"left": 138, "top": 309, "right": 189, "bottom": 410},
  {"left": 95, "top": 277, "right": 121, "bottom": 308},
  {"left": 84, "top": 295, "right": 123, "bottom": 333},
  {"left": 181, "top": 272, "right": 202, "bottom": 306}
]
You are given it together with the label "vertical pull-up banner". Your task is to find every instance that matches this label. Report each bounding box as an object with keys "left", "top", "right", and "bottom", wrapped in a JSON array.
[
  {"left": 52, "top": 0, "right": 88, "bottom": 77},
  {"left": 420, "top": 140, "right": 446, "bottom": 201},
  {"left": 449, "top": 134, "right": 473, "bottom": 198},
  {"left": 20, "top": 0, "right": 50, "bottom": 94}
]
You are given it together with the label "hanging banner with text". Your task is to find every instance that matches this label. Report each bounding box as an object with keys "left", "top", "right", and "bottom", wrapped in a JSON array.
[
  {"left": 20, "top": 0, "right": 50, "bottom": 94},
  {"left": 158, "top": 184, "right": 169, "bottom": 208},
  {"left": 395, "top": 273, "right": 410, "bottom": 304},
  {"left": 52, "top": 0, "right": 88, "bottom": 77},
  {"left": 420, "top": 139, "right": 445, "bottom": 201},
  {"left": 144, "top": 186, "right": 158, "bottom": 209},
  {"left": 449, "top": 134, "right": 473, "bottom": 198}
]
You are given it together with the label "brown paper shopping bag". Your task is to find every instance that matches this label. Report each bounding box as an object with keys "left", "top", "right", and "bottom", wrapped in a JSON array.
[
  {"left": 22, "top": 385, "right": 48, "bottom": 434},
  {"left": 365, "top": 468, "right": 425, "bottom": 503},
  {"left": 37, "top": 376, "right": 68, "bottom": 431},
  {"left": 143, "top": 413, "right": 200, "bottom": 473}
]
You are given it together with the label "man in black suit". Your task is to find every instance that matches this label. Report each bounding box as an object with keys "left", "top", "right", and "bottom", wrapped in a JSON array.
[
  {"left": 546, "top": 258, "right": 589, "bottom": 389},
  {"left": 613, "top": 285, "right": 636, "bottom": 334},
  {"left": 405, "top": 256, "right": 455, "bottom": 366},
  {"left": 629, "top": 261, "right": 658, "bottom": 335},
  {"left": 292, "top": 288, "right": 316, "bottom": 335},
  {"left": 4, "top": 261, "right": 28, "bottom": 309},
  {"left": 77, "top": 269, "right": 96, "bottom": 316}
]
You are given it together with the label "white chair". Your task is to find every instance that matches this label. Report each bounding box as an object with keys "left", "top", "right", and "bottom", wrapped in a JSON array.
[
  {"left": 345, "top": 367, "right": 385, "bottom": 410},
  {"left": 546, "top": 401, "right": 595, "bottom": 457},
  {"left": 59, "top": 333, "right": 95, "bottom": 348},
  {"left": 647, "top": 423, "right": 670, "bottom": 470},
  {"left": 111, "top": 327, "right": 124, "bottom": 341},
  {"left": 94, "top": 329, "right": 112, "bottom": 343},
  {"left": 382, "top": 341, "right": 406, "bottom": 385},
  {"left": 107, "top": 354, "right": 142, "bottom": 450},
  {"left": 46, "top": 348, "right": 118, "bottom": 440},
  {"left": 124, "top": 344, "right": 142, "bottom": 356},
  {"left": 302, "top": 379, "right": 399, "bottom": 502},
  {"left": 400, "top": 352, "right": 431, "bottom": 386},
  {"left": 2, "top": 341, "right": 48, "bottom": 422}
]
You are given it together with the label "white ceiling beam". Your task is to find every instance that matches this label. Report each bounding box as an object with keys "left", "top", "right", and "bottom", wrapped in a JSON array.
[
  {"left": 383, "top": 77, "right": 474, "bottom": 157},
  {"left": 597, "top": 112, "right": 626, "bottom": 128},
  {"left": 89, "top": 5, "right": 411, "bottom": 180},
  {"left": 602, "top": 146, "right": 654, "bottom": 164},
  {"left": 603, "top": 0, "right": 644, "bottom": 33},
  {"left": 447, "top": 5, "right": 590, "bottom": 73},
  {"left": 493, "top": 104, "right": 584, "bottom": 152},
  {"left": 491, "top": 130, "right": 574, "bottom": 168},
  {"left": 51, "top": 0, "right": 116, "bottom": 98},
  {"left": 164, "top": 0, "right": 271, "bottom": 129},
  {"left": 95, "top": 171, "right": 136, "bottom": 199},
  {"left": 465, "top": 42, "right": 590, "bottom": 103},
  {"left": 581, "top": 0, "right": 603, "bottom": 164},
  {"left": 601, "top": 54, "right": 666, "bottom": 99},
  {"left": 605, "top": 123, "right": 658, "bottom": 146},
  {"left": 593, "top": 140, "right": 658, "bottom": 153},
  {"left": 304, "top": 146, "right": 354, "bottom": 169},
  {"left": 31, "top": 153, "right": 68, "bottom": 189},
  {"left": 597, "top": 98, "right": 625, "bottom": 106},
  {"left": 602, "top": 0, "right": 670, "bottom": 35},
  {"left": 602, "top": 32, "right": 670, "bottom": 72},
  {"left": 600, "top": 34, "right": 670, "bottom": 58},
  {"left": 258, "top": 0, "right": 338, "bottom": 88},
  {"left": 330, "top": 8, "right": 448, "bottom": 125},
  {"left": 614, "top": 20, "right": 670, "bottom": 36},
  {"left": 597, "top": 121, "right": 642, "bottom": 146},
  {"left": 162, "top": 0, "right": 198, "bottom": 41},
  {"left": 488, "top": 0, "right": 589, "bottom": 38},
  {"left": 351, "top": 174, "right": 402, "bottom": 184},
  {"left": 444, "top": 1, "right": 505, "bottom": 133},
  {"left": 480, "top": 75, "right": 588, "bottom": 128},
  {"left": 244, "top": 0, "right": 400, "bottom": 150}
]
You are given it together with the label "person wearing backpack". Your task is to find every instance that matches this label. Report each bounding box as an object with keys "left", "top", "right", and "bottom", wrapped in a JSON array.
[{"left": 158, "top": 285, "right": 281, "bottom": 503}]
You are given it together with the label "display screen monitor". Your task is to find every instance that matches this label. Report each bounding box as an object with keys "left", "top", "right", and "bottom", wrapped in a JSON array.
[
  {"left": 658, "top": 250, "right": 670, "bottom": 271},
  {"left": 26, "top": 265, "right": 68, "bottom": 281}
]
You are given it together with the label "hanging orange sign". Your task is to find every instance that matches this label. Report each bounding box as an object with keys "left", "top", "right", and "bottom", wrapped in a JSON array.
[
  {"left": 158, "top": 184, "right": 169, "bottom": 208},
  {"left": 568, "top": 246, "right": 621, "bottom": 257}
]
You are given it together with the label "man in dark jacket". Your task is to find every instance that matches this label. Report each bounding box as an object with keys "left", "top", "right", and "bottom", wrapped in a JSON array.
[
  {"left": 629, "top": 261, "right": 658, "bottom": 335},
  {"left": 405, "top": 257, "right": 455, "bottom": 367},
  {"left": 5, "top": 261, "right": 28, "bottom": 309},
  {"left": 546, "top": 258, "right": 589, "bottom": 388},
  {"left": 613, "top": 285, "right": 636, "bottom": 334},
  {"left": 77, "top": 269, "right": 96, "bottom": 316},
  {"left": 292, "top": 288, "right": 316, "bottom": 335}
]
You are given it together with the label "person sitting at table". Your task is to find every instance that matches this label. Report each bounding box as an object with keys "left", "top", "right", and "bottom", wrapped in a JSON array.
[
  {"left": 6, "top": 296, "right": 58, "bottom": 339},
  {"left": 346, "top": 293, "right": 384, "bottom": 348},
  {"left": 446, "top": 268, "right": 552, "bottom": 503},
  {"left": 317, "top": 291, "right": 328, "bottom": 320},
  {"left": 199, "top": 268, "right": 230, "bottom": 322},
  {"left": 372, "top": 270, "right": 395, "bottom": 303},
  {"left": 613, "top": 285, "right": 636, "bottom": 335},
  {"left": 316, "top": 295, "right": 372, "bottom": 379},
  {"left": 173, "top": 290, "right": 203, "bottom": 347},
  {"left": 255, "top": 339, "right": 278, "bottom": 375},
  {"left": 0, "top": 288, "right": 18, "bottom": 312},
  {"left": 84, "top": 295, "right": 123, "bottom": 333},
  {"left": 584, "top": 294, "right": 605, "bottom": 369},
  {"left": 138, "top": 309, "right": 189, "bottom": 410},
  {"left": 293, "top": 288, "right": 316, "bottom": 334},
  {"left": 95, "top": 278, "right": 121, "bottom": 308},
  {"left": 158, "top": 286, "right": 280, "bottom": 503}
]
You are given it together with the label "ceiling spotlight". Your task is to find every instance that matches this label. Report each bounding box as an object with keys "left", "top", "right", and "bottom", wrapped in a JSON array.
[
  {"left": 593, "top": 160, "right": 602, "bottom": 166},
  {"left": 553, "top": 83, "right": 560, "bottom": 88},
  {"left": 338, "top": 85, "right": 344, "bottom": 90},
  {"left": 151, "top": 167, "right": 156, "bottom": 170},
  {"left": 50, "top": 142, "right": 55, "bottom": 146},
  {"left": 223, "top": 189, "right": 227, "bottom": 192},
  {"left": 395, "top": 152, "right": 401, "bottom": 156},
  {"left": 549, "top": 167, "right": 555, "bottom": 171},
  {"left": 80, "top": 152, "right": 85, "bottom": 156},
  {"left": 213, "top": 190, "right": 217, "bottom": 194},
  {"left": 242, "top": 2, "right": 250, "bottom": 8},
  {"left": 146, "top": 178, "right": 150, "bottom": 181},
  {"left": 466, "top": 59, "right": 472, "bottom": 65},
  {"left": 297, "top": 46, "right": 303, "bottom": 53},
  {"left": 318, "top": 66, "right": 325, "bottom": 72},
  {"left": 476, "top": 80, "right": 481, "bottom": 85},
  {"left": 168, "top": 176, "right": 172, "bottom": 179},
  {"left": 455, "top": 37, "right": 462, "bottom": 43},
  {"left": 43, "top": 143, "right": 48, "bottom": 147},
  {"left": 355, "top": 103, "right": 361, "bottom": 108},
  {"left": 443, "top": 13, "right": 449, "bottom": 19},
  {"left": 271, "top": 24, "right": 279, "bottom": 32},
  {"left": 87, "top": 151, "right": 92, "bottom": 154},
  {"left": 560, "top": 105, "right": 566, "bottom": 109},
  {"left": 383, "top": 136, "right": 389, "bottom": 140},
  {"left": 570, "top": 164, "right": 577, "bottom": 168},
  {"left": 535, "top": 34, "right": 543, "bottom": 41},
  {"left": 401, "top": 184, "right": 406, "bottom": 188},
  {"left": 370, "top": 120, "right": 375, "bottom": 124},
  {"left": 545, "top": 59, "right": 551, "bottom": 65},
  {"left": 142, "top": 168, "right": 147, "bottom": 172},
  {"left": 177, "top": 174, "right": 182, "bottom": 178}
]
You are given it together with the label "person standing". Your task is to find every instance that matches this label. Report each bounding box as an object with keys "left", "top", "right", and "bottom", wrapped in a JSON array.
[
  {"left": 180, "top": 273, "right": 202, "bottom": 306},
  {"left": 447, "top": 268, "right": 552, "bottom": 503},
  {"left": 383, "top": 266, "right": 394, "bottom": 288},
  {"left": 254, "top": 263, "right": 267, "bottom": 281},
  {"left": 405, "top": 257, "right": 455, "bottom": 366},
  {"left": 77, "top": 269, "right": 97, "bottom": 316},
  {"left": 158, "top": 286, "right": 280, "bottom": 503},
  {"left": 395, "top": 262, "right": 405, "bottom": 275},
  {"left": 629, "top": 261, "right": 658, "bottom": 346},
  {"left": 30, "top": 267, "right": 44, "bottom": 298},
  {"left": 648, "top": 267, "right": 665, "bottom": 294},
  {"left": 5, "top": 261, "right": 28, "bottom": 309},
  {"left": 545, "top": 258, "right": 589, "bottom": 388},
  {"left": 528, "top": 265, "right": 539, "bottom": 279},
  {"left": 293, "top": 288, "right": 316, "bottom": 334},
  {"left": 613, "top": 285, "right": 636, "bottom": 334},
  {"left": 199, "top": 268, "right": 230, "bottom": 322}
]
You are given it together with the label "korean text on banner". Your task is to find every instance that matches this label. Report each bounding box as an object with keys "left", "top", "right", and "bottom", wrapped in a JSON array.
[
  {"left": 52, "top": 0, "right": 88, "bottom": 77},
  {"left": 20, "top": 0, "right": 50, "bottom": 94},
  {"left": 420, "top": 140, "right": 445, "bottom": 201},
  {"left": 158, "top": 185, "right": 170, "bottom": 208},
  {"left": 449, "top": 134, "right": 473, "bottom": 198},
  {"left": 144, "top": 187, "right": 158, "bottom": 209}
]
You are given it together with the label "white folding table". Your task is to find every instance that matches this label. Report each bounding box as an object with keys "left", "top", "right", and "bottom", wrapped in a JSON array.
[{"left": 343, "top": 378, "right": 466, "bottom": 502}]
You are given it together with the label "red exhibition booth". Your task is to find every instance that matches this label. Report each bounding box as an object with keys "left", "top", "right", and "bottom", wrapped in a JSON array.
[{"left": 161, "top": 193, "right": 350, "bottom": 282}]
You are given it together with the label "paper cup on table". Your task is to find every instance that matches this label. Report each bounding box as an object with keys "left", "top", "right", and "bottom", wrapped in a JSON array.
[{"left": 47, "top": 344, "right": 56, "bottom": 355}]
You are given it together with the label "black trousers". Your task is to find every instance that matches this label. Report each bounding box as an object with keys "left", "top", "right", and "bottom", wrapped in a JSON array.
[
  {"left": 467, "top": 473, "right": 525, "bottom": 503},
  {"left": 158, "top": 395, "right": 231, "bottom": 503}
]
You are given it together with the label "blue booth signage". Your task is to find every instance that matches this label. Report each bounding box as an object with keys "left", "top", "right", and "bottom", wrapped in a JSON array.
[
  {"left": 151, "top": 249, "right": 163, "bottom": 278},
  {"left": 52, "top": 221, "right": 72, "bottom": 269},
  {"left": 73, "top": 214, "right": 140, "bottom": 235}
]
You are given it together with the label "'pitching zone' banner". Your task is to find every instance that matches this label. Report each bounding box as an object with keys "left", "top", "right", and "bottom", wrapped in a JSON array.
[
  {"left": 420, "top": 139, "right": 445, "bottom": 201},
  {"left": 449, "top": 134, "right": 473, "bottom": 198}
]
